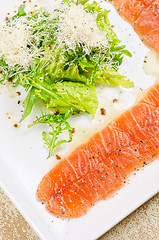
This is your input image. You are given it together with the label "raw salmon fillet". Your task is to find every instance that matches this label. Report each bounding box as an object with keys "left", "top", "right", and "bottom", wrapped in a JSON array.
[
  {"left": 113, "top": 0, "right": 159, "bottom": 52},
  {"left": 38, "top": 84, "right": 159, "bottom": 217}
]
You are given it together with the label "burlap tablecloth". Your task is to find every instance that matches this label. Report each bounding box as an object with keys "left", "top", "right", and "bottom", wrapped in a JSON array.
[{"left": 0, "top": 188, "right": 158, "bottom": 240}]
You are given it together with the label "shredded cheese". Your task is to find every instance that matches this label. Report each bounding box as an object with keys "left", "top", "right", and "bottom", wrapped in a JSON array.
[
  {"left": 0, "top": 3, "right": 108, "bottom": 69},
  {"left": 57, "top": 4, "right": 108, "bottom": 53},
  {"left": 0, "top": 17, "right": 39, "bottom": 68}
]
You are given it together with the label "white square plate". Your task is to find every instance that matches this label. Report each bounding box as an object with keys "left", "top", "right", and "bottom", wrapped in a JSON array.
[{"left": 0, "top": 1, "right": 159, "bottom": 240}]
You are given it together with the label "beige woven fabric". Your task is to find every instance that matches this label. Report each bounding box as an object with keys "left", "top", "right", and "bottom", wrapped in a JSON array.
[{"left": 0, "top": 188, "right": 159, "bottom": 240}]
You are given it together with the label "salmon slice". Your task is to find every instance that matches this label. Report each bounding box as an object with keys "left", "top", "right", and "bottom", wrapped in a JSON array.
[
  {"left": 135, "top": 1, "right": 159, "bottom": 36},
  {"left": 113, "top": 0, "right": 153, "bottom": 23},
  {"left": 143, "top": 28, "right": 159, "bottom": 52},
  {"left": 113, "top": 0, "right": 159, "bottom": 52},
  {"left": 37, "top": 84, "right": 159, "bottom": 217}
]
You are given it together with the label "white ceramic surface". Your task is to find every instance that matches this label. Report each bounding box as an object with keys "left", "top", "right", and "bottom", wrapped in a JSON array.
[{"left": 0, "top": 1, "right": 159, "bottom": 240}]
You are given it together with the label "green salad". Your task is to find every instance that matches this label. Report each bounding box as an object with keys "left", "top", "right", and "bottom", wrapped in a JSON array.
[{"left": 0, "top": 0, "right": 133, "bottom": 157}]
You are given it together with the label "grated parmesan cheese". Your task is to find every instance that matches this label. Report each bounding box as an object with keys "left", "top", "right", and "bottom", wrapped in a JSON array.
[
  {"left": 0, "top": 3, "right": 109, "bottom": 69},
  {"left": 0, "top": 17, "right": 39, "bottom": 68},
  {"left": 57, "top": 4, "right": 108, "bottom": 53}
]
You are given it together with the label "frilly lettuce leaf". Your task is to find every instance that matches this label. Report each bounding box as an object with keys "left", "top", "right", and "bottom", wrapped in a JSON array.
[
  {"left": 85, "top": 1, "right": 119, "bottom": 44},
  {"left": 95, "top": 65, "right": 134, "bottom": 88},
  {"left": 36, "top": 81, "right": 98, "bottom": 117}
]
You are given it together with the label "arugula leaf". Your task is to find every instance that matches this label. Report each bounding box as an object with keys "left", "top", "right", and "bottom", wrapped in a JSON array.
[
  {"left": 11, "top": 4, "right": 27, "bottom": 21},
  {"left": 17, "top": 4, "right": 27, "bottom": 17},
  {"left": 20, "top": 87, "right": 37, "bottom": 122},
  {"left": 28, "top": 109, "right": 73, "bottom": 158}
]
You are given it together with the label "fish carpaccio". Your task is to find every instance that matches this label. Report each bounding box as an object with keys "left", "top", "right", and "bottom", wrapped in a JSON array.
[
  {"left": 113, "top": 0, "right": 159, "bottom": 52},
  {"left": 38, "top": 84, "right": 159, "bottom": 217}
]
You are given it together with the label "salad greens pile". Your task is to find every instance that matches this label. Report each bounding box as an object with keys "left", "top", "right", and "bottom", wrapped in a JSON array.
[{"left": 0, "top": 0, "right": 133, "bottom": 157}]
